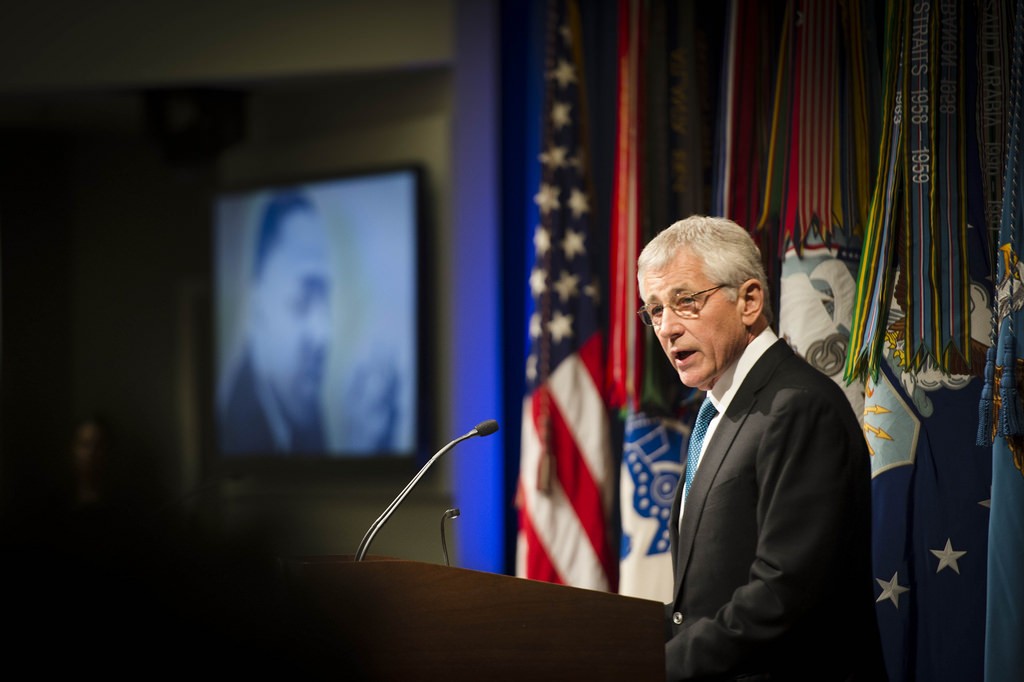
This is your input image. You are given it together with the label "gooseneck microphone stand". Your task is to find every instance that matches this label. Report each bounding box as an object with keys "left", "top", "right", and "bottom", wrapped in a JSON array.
[{"left": 354, "top": 420, "right": 498, "bottom": 562}]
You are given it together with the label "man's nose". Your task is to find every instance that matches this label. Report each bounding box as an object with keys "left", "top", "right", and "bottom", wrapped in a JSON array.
[{"left": 305, "top": 299, "right": 331, "bottom": 344}]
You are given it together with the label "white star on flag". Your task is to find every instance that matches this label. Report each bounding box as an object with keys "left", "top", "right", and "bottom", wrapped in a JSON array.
[
  {"left": 529, "top": 267, "right": 547, "bottom": 297},
  {"left": 930, "top": 538, "right": 967, "bottom": 574},
  {"left": 533, "top": 226, "right": 551, "bottom": 255},
  {"left": 548, "top": 311, "right": 574, "bottom": 343},
  {"left": 562, "top": 229, "right": 586, "bottom": 259},
  {"left": 552, "top": 101, "right": 572, "bottom": 129},
  {"left": 549, "top": 59, "right": 576, "bottom": 87},
  {"left": 552, "top": 271, "right": 579, "bottom": 302},
  {"left": 876, "top": 572, "right": 910, "bottom": 608},
  {"left": 540, "top": 145, "right": 569, "bottom": 169},
  {"left": 567, "top": 188, "right": 590, "bottom": 218},
  {"left": 534, "top": 183, "right": 559, "bottom": 214}
]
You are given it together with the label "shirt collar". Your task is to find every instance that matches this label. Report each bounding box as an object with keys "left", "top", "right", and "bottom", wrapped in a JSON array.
[{"left": 706, "top": 326, "right": 778, "bottom": 414}]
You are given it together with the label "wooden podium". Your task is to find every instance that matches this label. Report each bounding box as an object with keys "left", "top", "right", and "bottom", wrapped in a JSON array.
[{"left": 283, "top": 556, "right": 665, "bottom": 681}]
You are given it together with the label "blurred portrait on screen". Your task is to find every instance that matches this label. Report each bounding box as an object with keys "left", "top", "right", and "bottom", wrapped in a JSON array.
[
  {"left": 214, "top": 170, "right": 418, "bottom": 458},
  {"left": 219, "top": 192, "right": 332, "bottom": 453}
]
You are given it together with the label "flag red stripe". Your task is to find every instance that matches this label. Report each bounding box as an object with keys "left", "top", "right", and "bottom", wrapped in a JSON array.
[
  {"left": 607, "top": 0, "right": 641, "bottom": 410},
  {"left": 516, "top": 490, "right": 565, "bottom": 585},
  {"left": 530, "top": 384, "right": 613, "bottom": 578}
]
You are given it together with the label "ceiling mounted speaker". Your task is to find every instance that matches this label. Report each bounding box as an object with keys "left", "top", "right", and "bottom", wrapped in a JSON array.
[{"left": 143, "top": 88, "right": 247, "bottom": 166}]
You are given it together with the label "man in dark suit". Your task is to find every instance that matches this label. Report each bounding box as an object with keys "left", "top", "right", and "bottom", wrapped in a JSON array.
[
  {"left": 636, "top": 216, "right": 886, "bottom": 681},
  {"left": 219, "top": 191, "right": 331, "bottom": 455}
]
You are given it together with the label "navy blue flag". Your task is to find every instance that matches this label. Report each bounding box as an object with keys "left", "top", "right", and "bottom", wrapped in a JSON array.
[
  {"left": 868, "top": 348, "right": 992, "bottom": 681},
  {"left": 866, "top": 4, "right": 995, "bottom": 671},
  {"left": 983, "top": 1, "right": 1024, "bottom": 678},
  {"left": 852, "top": 1, "right": 1000, "bottom": 679}
]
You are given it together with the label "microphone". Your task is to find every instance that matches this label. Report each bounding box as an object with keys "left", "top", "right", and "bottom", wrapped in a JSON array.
[
  {"left": 354, "top": 419, "right": 499, "bottom": 562},
  {"left": 440, "top": 507, "right": 460, "bottom": 567}
]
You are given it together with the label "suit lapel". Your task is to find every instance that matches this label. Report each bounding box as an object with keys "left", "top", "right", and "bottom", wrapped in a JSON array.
[
  {"left": 669, "top": 475, "right": 683, "bottom": 575},
  {"left": 671, "top": 340, "right": 793, "bottom": 602}
]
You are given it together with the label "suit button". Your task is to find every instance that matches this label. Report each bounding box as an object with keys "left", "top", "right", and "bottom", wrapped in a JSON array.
[{"left": 672, "top": 612, "right": 683, "bottom": 625}]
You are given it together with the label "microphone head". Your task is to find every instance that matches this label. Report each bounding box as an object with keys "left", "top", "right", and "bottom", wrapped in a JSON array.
[{"left": 474, "top": 419, "right": 500, "bottom": 437}]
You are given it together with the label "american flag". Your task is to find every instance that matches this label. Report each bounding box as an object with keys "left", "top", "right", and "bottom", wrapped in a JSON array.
[{"left": 515, "top": 0, "right": 616, "bottom": 591}]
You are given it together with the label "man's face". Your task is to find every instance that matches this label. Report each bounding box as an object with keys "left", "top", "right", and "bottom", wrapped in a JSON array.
[
  {"left": 72, "top": 421, "right": 107, "bottom": 478},
  {"left": 251, "top": 207, "right": 332, "bottom": 426},
  {"left": 640, "top": 248, "right": 752, "bottom": 391}
]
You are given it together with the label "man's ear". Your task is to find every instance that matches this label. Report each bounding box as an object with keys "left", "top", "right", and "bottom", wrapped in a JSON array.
[{"left": 738, "top": 279, "right": 764, "bottom": 326}]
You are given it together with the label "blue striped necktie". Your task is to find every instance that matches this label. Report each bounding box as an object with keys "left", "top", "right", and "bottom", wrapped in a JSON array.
[{"left": 684, "top": 398, "right": 718, "bottom": 502}]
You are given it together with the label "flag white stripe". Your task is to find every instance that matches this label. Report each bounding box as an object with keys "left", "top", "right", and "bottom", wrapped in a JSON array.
[
  {"left": 519, "top": 396, "right": 609, "bottom": 590},
  {"left": 547, "top": 353, "right": 614, "bottom": 497}
]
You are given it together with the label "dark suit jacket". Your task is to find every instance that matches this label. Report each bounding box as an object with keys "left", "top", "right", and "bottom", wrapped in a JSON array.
[
  {"left": 665, "top": 340, "right": 886, "bottom": 681},
  {"left": 219, "top": 349, "right": 325, "bottom": 455}
]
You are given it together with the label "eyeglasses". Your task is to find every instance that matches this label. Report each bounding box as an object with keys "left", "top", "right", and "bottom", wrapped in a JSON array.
[{"left": 636, "top": 284, "right": 727, "bottom": 327}]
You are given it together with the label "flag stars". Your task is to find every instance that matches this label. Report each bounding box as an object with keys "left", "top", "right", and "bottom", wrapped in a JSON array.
[
  {"left": 525, "top": 352, "right": 538, "bottom": 383},
  {"left": 930, "top": 538, "right": 967, "bottom": 574},
  {"left": 519, "top": 0, "right": 610, "bottom": 593},
  {"left": 551, "top": 101, "right": 572, "bottom": 129},
  {"left": 529, "top": 267, "right": 547, "bottom": 298},
  {"left": 540, "top": 145, "right": 569, "bottom": 169},
  {"left": 559, "top": 22, "right": 572, "bottom": 48},
  {"left": 567, "top": 188, "right": 590, "bottom": 219},
  {"left": 534, "top": 183, "right": 559, "bottom": 214},
  {"left": 533, "top": 226, "right": 551, "bottom": 256},
  {"left": 562, "top": 227, "right": 587, "bottom": 258},
  {"left": 552, "top": 271, "right": 580, "bottom": 303},
  {"left": 528, "top": 311, "right": 542, "bottom": 340},
  {"left": 584, "top": 282, "right": 600, "bottom": 303},
  {"left": 549, "top": 58, "right": 576, "bottom": 88},
  {"left": 548, "top": 310, "right": 574, "bottom": 343},
  {"left": 875, "top": 572, "right": 910, "bottom": 608}
]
